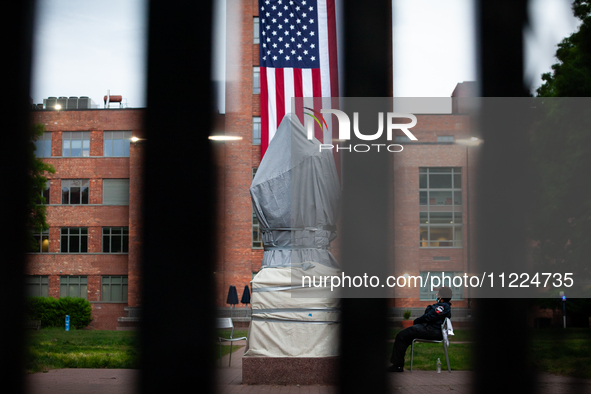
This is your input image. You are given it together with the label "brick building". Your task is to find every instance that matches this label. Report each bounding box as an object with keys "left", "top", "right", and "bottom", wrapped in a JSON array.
[
  {"left": 27, "top": 4, "right": 478, "bottom": 329},
  {"left": 28, "top": 108, "right": 144, "bottom": 330}
]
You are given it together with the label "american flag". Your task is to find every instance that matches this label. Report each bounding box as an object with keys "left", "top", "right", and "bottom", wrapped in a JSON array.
[{"left": 259, "top": 0, "right": 339, "bottom": 158}]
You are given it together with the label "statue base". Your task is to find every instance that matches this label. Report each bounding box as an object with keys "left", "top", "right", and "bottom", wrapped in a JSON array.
[{"left": 242, "top": 356, "right": 339, "bottom": 385}]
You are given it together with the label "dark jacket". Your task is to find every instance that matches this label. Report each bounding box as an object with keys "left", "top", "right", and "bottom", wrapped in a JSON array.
[{"left": 413, "top": 301, "right": 452, "bottom": 331}]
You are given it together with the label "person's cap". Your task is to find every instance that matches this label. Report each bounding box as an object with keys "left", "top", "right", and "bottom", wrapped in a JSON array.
[{"left": 437, "top": 286, "right": 453, "bottom": 299}]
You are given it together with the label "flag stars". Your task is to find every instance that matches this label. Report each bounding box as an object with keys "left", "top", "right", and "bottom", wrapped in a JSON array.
[
  {"left": 310, "top": 44, "right": 315, "bottom": 49},
  {"left": 303, "top": 12, "right": 307, "bottom": 17},
  {"left": 304, "top": 50, "right": 308, "bottom": 55},
  {"left": 285, "top": 43, "right": 290, "bottom": 47},
  {"left": 297, "top": 43, "right": 302, "bottom": 48},
  {"left": 266, "top": 12, "right": 270, "bottom": 17},
  {"left": 278, "top": 12, "right": 282, "bottom": 16},
  {"left": 279, "top": 49, "right": 283, "bottom": 54},
  {"left": 302, "top": 0, "right": 307, "bottom": 4},
  {"left": 296, "top": 31, "right": 301, "bottom": 36},
  {"left": 278, "top": 37, "right": 283, "bottom": 41},
  {"left": 291, "top": 50, "right": 296, "bottom": 54},
  {"left": 310, "top": 31, "right": 315, "bottom": 36},
  {"left": 272, "top": 43, "right": 277, "bottom": 48},
  {"left": 309, "top": 6, "right": 314, "bottom": 11},
  {"left": 284, "top": 18, "right": 289, "bottom": 23},
  {"left": 298, "top": 56, "right": 302, "bottom": 61},
  {"left": 278, "top": 24, "right": 282, "bottom": 29},
  {"left": 303, "top": 25, "right": 307, "bottom": 30},
  {"left": 290, "top": 37, "right": 295, "bottom": 42},
  {"left": 311, "top": 56, "right": 316, "bottom": 61},
  {"left": 272, "top": 5, "right": 276, "bottom": 10},
  {"left": 272, "top": 31, "right": 277, "bottom": 36},
  {"left": 272, "top": 18, "right": 276, "bottom": 23},
  {"left": 296, "top": 19, "right": 301, "bottom": 23},
  {"left": 285, "top": 55, "right": 290, "bottom": 60},
  {"left": 284, "top": 5, "right": 288, "bottom": 10},
  {"left": 303, "top": 37, "right": 308, "bottom": 42},
  {"left": 290, "top": 25, "right": 295, "bottom": 29},
  {"left": 284, "top": 31, "right": 289, "bottom": 35},
  {"left": 310, "top": 19, "right": 314, "bottom": 24},
  {"left": 273, "top": 55, "right": 278, "bottom": 60}
]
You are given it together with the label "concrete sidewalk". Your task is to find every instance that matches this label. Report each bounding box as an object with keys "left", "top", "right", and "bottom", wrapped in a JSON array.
[{"left": 25, "top": 345, "right": 591, "bottom": 394}]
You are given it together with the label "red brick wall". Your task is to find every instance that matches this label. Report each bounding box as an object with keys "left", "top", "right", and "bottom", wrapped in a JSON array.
[
  {"left": 28, "top": 109, "right": 144, "bottom": 329},
  {"left": 88, "top": 303, "right": 127, "bottom": 330}
]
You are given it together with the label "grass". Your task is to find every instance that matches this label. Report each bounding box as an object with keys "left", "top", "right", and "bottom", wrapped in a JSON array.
[
  {"left": 529, "top": 328, "right": 591, "bottom": 379},
  {"left": 26, "top": 328, "right": 139, "bottom": 373}
]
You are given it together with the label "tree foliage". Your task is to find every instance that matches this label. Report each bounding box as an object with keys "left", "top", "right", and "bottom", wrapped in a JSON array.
[
  {"left": 28, "top": 123, "right": 55, "bottom": 252},
  {"left": 530, "top": 1, "right": 591, "bottom": 310},
  {"left": 536, "top": 0, "right": 591, "bottom": 97}
]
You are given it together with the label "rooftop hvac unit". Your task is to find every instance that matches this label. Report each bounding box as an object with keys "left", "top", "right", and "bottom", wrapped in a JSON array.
[
  {"left": 57, "top": 97, "right": 67, "bottom": 109},
  {"left": 67, "top": 96, "right": 78, "bottom": 109},
  {"left": 44, "top": 97, "right": 57, "bottom": 109},
  {"left": 78, "top": 96, "right": 91, "bottom": 109}
]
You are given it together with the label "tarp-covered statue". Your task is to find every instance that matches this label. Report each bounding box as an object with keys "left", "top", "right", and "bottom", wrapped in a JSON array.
[{"left": 243, "top": 113, "right": 341, "bottom": 357}]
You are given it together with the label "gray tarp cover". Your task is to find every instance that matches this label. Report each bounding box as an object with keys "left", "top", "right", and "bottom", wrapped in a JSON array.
[{"left": 250, "top": 113, "right": 340, "bottom": 269}]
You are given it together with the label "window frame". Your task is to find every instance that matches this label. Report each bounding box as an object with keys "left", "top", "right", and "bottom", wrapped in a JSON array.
[
  {"left": 252, "top": 117, "right": 261, "bottom": 145},
  {"left": 31, "top": 228, "right": 49, "bottom": 253},
  {"left": 102, "top": 227, "right": 129, "bottom": 253},
  {"left": 60, "top": 275, "right": 88, "bottom": 299},
  {"left": 61, "top": 179, "right": 90, "bottom": 205},
  {"left": 252, "top": 168, "right": 263, "bottom": 248},
  {"left": 62, "top": 131, "right": 91, "bottom": 157},
  {"left": 103, "top": 131, "right": 132, "bottom": 157},
  {"left": 34, "top": 132, "right": 52, "bottom": 158},
  {"left": 253, "top": 17, "right": 260, "bottom": 44},
  {"left": 101, "top": 276, "right": 128, "bottom": 302},
  {"left": 25, "top": 275, "right": 49, "bottom": 297},
  {"left": 253, "top": 67, "right": 261, "bottom": 94},
  {"left": 419, "top": 167, "right": 463, "bottom": 248},
  {"left": 60, "top": 227, "right": 89, "bottom": 253}
]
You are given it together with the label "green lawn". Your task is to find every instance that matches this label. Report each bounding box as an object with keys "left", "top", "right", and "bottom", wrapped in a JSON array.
[
  {"left": 387, "top": 328, "right": 591, "bottom": 379},
  {"left": 26, "top": 328, "right": 139, "bottom": 373}
]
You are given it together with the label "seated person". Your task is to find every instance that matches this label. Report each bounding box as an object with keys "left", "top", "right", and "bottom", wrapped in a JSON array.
[{"left": 387, "top": 286, "right": 452, "bottom": 372}]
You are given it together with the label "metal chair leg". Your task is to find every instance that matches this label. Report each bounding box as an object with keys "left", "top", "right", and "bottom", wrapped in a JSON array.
[
  {"left": 443, "top": 342, "right": 451, "bottom": 373},
  {"left": 410, "top": 340, "right": 415, "bottom": 372},
  {"left": 229, "top": 342, "right": 233, "bottom": 367}
]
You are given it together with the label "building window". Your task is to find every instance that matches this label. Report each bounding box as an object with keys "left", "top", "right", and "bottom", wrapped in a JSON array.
[
  {"left": 101, "top": 276, "right": 128, "bottom": 302},
  {"left": 253, "top": 17, "right": 260, "bottom": 44},
  {"left": 437, "top": 136, "right": 454, "bottom": 142},
  {"left": 26, "top": 276, "right": 49, "bottom": 297},
  {"left": 34, "top": 132, "right": 52, "bottom": 158},
  {"left": 253, "top": 67, "right": 261, "bottom": 94},
  {"left": 103, "top": 179, "right": 130, "bottom": 205},
  {"left": 419, "top": 167, "right": 462, "bottom": 247},
  {"left": 252, "top": 168, "right": 263, "bottom": 248},
  {"left": 39, "top": 180, "right": 50, "bottom": 204},
  {"left": 253, "top": 117, "right": 261, "bottom": 145},
  {"left": 60, "top": 276, "right": 88, "bottom": 299},
  {"left": 103, "top": 227, "right": 129, "bottom": 253},
  {"left": 394, "top": 135, "right": 411, "bottom": 143},
  {"left": 419, "top": 272, "right": 464, "bottom": 300},
  {"left": 104, "top": 131, "right": 132, "bottom": 157},
  {"left": 62, "top": 132, "right": 90, "bottom": 157},
  {"left": 31, "top": 229, "right": 49, "bottom": 253},
  {"left": 61, "top": 180, "right": 89, "bottom": 204},
  {"left": 61, "top": 228, "right": 88, "bottom": 253}
]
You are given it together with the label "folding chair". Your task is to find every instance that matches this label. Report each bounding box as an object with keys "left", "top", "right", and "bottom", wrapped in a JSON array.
[
  {"left": 410, "top": 318, "right": 452, "bottom": 373},
  {"left": 216, "top": 318, "right": 247, "bottom": 367}
]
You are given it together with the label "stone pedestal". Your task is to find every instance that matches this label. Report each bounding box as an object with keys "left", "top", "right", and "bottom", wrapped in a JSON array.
[{"left": 242, "top": 357, "right": 339, "bottom": 385}]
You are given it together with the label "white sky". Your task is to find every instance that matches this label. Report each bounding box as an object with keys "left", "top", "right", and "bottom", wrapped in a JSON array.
[{"left": 31, "top": 0, "right": 580, "bottom": 110}]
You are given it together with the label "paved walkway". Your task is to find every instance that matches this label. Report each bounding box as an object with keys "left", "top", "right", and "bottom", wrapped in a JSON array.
[{"left": 25, "top": 344, "right": 591, "bottom": 394}]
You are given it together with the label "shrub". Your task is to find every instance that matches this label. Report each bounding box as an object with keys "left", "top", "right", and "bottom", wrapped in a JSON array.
[
  {"left": 26, "top": 297, "right": 92, "bottom": 329},
  {"left": 403, "top": 310, "right": 412, "bottom": 320}
]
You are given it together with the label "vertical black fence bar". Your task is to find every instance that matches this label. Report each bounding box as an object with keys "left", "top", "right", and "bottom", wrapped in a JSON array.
[
  {"left": 474, "top": 1, "right": 535, "bottom": 394},
  {"left": 339, "top": 1, "right": 391, "bottom": 394},
  {"left": 140, "top": 1, "right": 216, "bottom": 394},
  {"left": 1, "top": 1, "right": 35, "bottom": 393}
]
